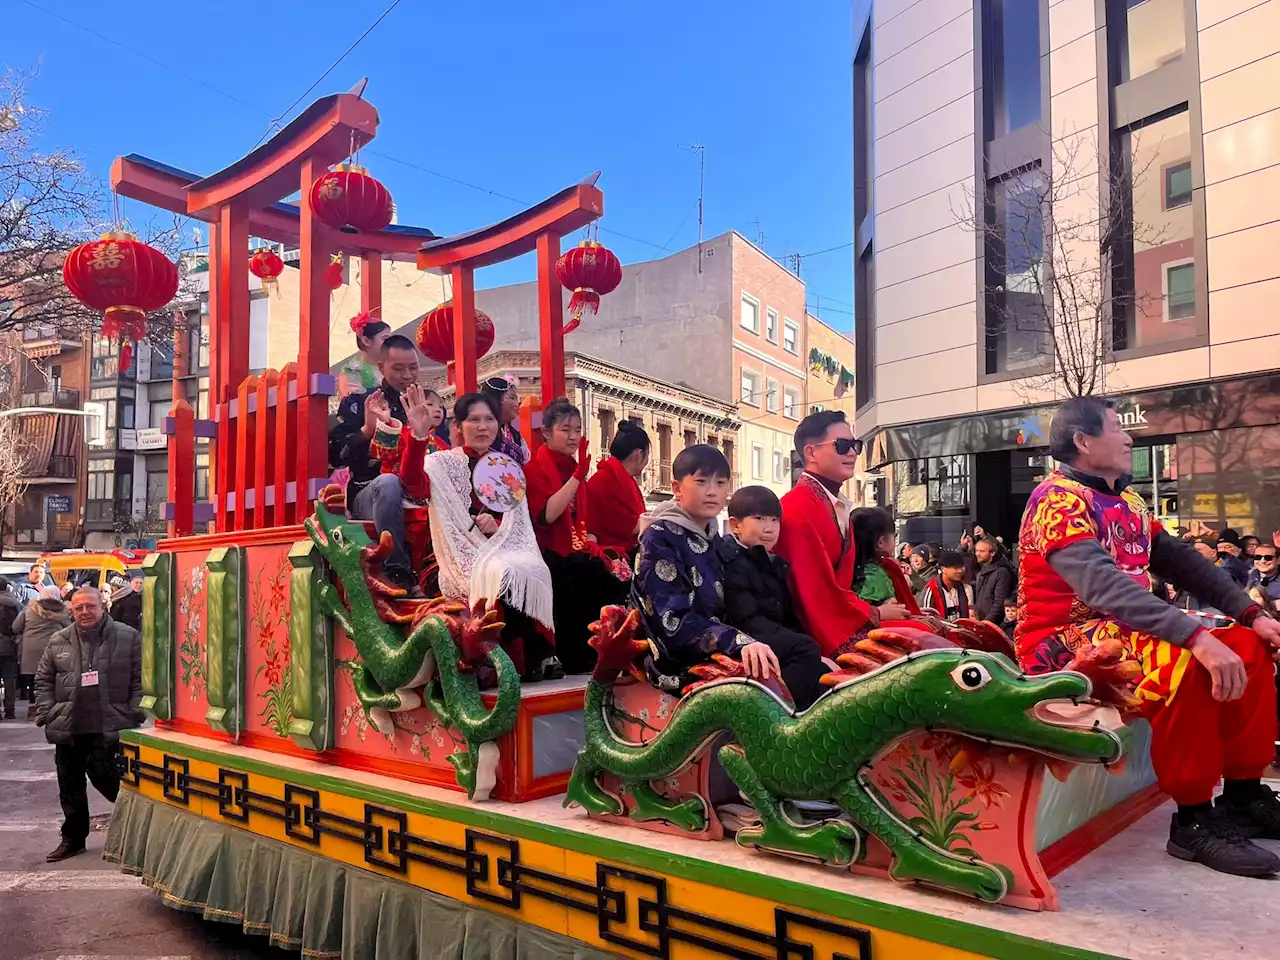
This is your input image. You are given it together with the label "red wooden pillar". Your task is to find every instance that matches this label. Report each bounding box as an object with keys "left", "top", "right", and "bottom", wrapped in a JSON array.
[
  {"left": 214, "top": 203, "right": 250, "bottom": 532},
  {"left": 361, "top": 252, "right": 382, "bottom": 318},
  {"left": 274, "top": 363, "right": 296, "bottom": 529},
  {"left": 296, "top": 157, "right": 332, "bottom": 524},
  {"left": 206, "top": 221, "right": 224, "bottom": 532},
  {"left": 167, "top": 398, "right": 195, "bottom": 539},
  {"left": 452, "top": 264, "right": 477, "bottom": 395},
  {"left": 254, "top": 370, "right": 278, "bottom": 529},
  {"left": 536, "top": 231, "right": 566, "bottom": 403}
]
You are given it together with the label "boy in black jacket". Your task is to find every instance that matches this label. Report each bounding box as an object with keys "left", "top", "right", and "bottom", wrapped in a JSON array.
[{"left": 716, "top": 486, "right": 827, "bottom": 709}]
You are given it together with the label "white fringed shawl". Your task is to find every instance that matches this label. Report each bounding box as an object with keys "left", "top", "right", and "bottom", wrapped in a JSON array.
[{"left": 423, "top": 448, "right": 554, "bottom": 629}]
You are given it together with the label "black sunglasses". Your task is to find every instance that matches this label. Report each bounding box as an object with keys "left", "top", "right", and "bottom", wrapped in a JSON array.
[
  {"left": 1255, "top": 554, "right": 1278, "bottom": 562},
  {"left": 817, "top": 437, "right": 863, "bottom": 456}
]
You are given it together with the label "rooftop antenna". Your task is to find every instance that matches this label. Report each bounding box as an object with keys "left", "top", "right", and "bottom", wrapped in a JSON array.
[{"left": 691, "top": 144, "right": 705, "bottom": 273}]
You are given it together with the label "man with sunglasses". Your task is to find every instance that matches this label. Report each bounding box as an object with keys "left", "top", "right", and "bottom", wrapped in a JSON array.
[
  {"left": 774, "top": 411, "right": 912, "bottom": 657},
  {"left": 1248, "top": 540, "right": 1280, "bottom": 615}
]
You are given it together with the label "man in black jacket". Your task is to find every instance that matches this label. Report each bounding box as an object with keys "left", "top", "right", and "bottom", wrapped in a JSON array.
[
  {"left": 0, "top": 578, "right": 20, "bottom": 719},
  {"left": 328, "top": 334, "right": 419, "bottom": 589},
  {"left": 973, "top": 536, "right": 1016, "bottom": 625},
  {"left": 35, "top": 586, "right": 143, "bottom": 861},
  {"left": 717, "top": 486, "right": 826, "bottom": 709}
]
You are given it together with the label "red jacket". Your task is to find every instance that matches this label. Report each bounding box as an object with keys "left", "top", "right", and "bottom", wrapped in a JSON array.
[
  {"left": 774, "top": 476, "right": 876, "bottom": 656},
  {"left": 525, "top": 444, "right": 578, "bottom": 557},
  {"left": 584, "top": 455, "right": 644, "bottom": 554}
]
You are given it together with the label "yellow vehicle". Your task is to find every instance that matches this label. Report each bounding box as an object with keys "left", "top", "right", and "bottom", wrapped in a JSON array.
[{"left": 38, "top": 548, "right": 151, "bottom": 590}]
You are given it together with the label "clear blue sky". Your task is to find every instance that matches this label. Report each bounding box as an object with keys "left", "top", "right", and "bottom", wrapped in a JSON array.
[{"left": 6, "top": 0, "right": 855, "bottom": 330}]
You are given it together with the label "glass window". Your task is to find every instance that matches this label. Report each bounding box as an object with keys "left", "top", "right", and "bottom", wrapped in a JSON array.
[
  {"left": 740, "top": 294, "right": 760, "bottom": 333},
  {"left": 1165, "top": 262, "right": 1195, "bottom": 320},
  {"left": 121, "top": 401, "right": 135, "bottom": 429},
  {"left": 146, "top": 470, "right": 168, "bottom": 508},
  {"left": 854, "top": 248, "right": 875, "bottom": 408},
  {"left": 88, "top": 459, "right": 114, "bottom": 501},
  {"left": 149, "top": 398, "right": 171, "bottom": 426},
  {"left": 1121, "top": 0, "right": 1184, "bottom": 82},
  {"left": 751, "top": 444, "right": 764, "bottom": 480},
  {"left": 90, "top": 335, "right": 118, "bottom": 379},
  {"left": 985, "top": 0, "right": 1042, "bottom": 138},
  {"left": 782, "top": 320, "right": 798, "bottom": 355},
  {"left": 986, "top": 167, "right": 1050, "bottom": 373},
  {"left": 197, "top": 376, "right": 210, "bottom": 421},
  {"left": 765, "top": 378, "right": 779, "bottom": 413},
  {"left": 151, "top": 342, "right": 174, "bottom": 381},
  {"left": 854, "top": 25, "right": 873, "bottom": 222},
  {"left": 765, "top": 309, "right": 778, "bottom": 343},
  {"left": 1163, "top": 161, "right": 1192, "bottom": 209},
  {"left": 772, "top": 450, "right": 788, "bottom": 484},
  {"left": 1113, "top": 111, "right": 1196, "bottom": 349},
  {"left": 783, "top": 387, "right": 801, "bottom": 420},
  {"left": 740, "top": 369, "right": 760, "bottom": 406}
]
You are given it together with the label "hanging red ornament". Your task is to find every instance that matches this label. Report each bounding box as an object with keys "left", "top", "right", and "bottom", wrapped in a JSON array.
[
  {"left": 555, "top": 240, "right": 622, "bottom": 334},
  {"left": 416, "top": 301, "right": 496, "bottom": 385},
  {"left": 119, "top": 341, "right": 133, "bottom": 372},
  {"left": 308, "top": 163, "right": 394, "bottom": 234},
  {"left": 323, "top": 255, "right": 345, "bottom": 290},
  {"left": 249, "top": 247, "right": 284, "bottom": 295},
  {"left": 63, "top": 230, "right": 178, "bottom": 366}
]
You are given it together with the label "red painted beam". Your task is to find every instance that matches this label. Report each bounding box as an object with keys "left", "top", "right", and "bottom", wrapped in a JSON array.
[
  {"left": 417, "top": 183, "right": 603, "bottom": 271},
  {"left": 109, "top": 155, "right": 428, "bottom": 259},
  {"left": 452, "top": 265, "right": 478, "bottom": 395},
  {"left": 185, "top": 95, "right": 378, "bottom": 216},
  {"left": 296, "top": 156, "right": 333, "bottom": 521},
  {"left": 536, "top": 231, "right": 566, "bottom": 403}
]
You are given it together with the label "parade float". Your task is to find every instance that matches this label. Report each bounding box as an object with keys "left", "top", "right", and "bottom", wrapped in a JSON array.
[{"left": 81, "top": 89, "right": 1262, "bottom": 960}]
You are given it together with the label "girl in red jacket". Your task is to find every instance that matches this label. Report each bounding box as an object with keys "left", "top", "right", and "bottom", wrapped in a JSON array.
[{"left": 524, "top": 398, "right": 630, "bottom": 673}]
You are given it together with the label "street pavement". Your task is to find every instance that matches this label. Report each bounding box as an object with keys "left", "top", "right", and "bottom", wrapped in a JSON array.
[{"left": 0, "top": 703, "right": 288, "bottom": 960}]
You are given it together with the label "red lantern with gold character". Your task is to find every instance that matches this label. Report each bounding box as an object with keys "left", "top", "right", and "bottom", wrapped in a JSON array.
[
  {"left": 555, "top": 240, "right": 622, "bottom": 334},
  {"left": 322, "top": 255, "right": 345, "bottom": 290},
  {"left": 416, "top": 301, "right": 495, "bottom": 385},
  {"left": 309, "top": 163, "right": 394, "bottom": 234},
  {"left": 249, "top": 247, "right": 284, "bottom": 295},
  {"left": 63, "top": 231, "right": 179, "bottom": 370}
]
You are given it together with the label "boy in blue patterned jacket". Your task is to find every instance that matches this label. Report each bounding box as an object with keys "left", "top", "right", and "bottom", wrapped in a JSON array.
[{"left": 633, "top": 445, "right": 780, "bottom": 692}]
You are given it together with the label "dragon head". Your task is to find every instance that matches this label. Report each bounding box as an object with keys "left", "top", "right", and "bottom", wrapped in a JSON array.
[
  {"left": 304, "top": 494, "right": 372, "bottom": 574},
  {"left": 836, "top": 649, "right": 1124, "bottom": 765}
]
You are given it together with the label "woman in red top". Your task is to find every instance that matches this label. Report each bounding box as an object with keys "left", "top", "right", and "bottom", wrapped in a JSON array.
[
  {"left": 525, "top": 398, "right": 630, "bottom": 673},
  {"left": 584, "top": 421, "right": 649, "bottom": 558}
]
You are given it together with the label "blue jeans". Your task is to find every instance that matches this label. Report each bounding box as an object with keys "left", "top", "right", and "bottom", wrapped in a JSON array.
[{"left": 351, "top": 474, "right": 411, "bottom": 576}]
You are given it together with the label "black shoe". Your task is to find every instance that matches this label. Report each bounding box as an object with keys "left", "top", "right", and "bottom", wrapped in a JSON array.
[
  {"left": 1217, "top": 785, "right": 1280, "bottom": 840},
  {"left": 1167, "top": 809, "right": 1280, "bottom": 877},
  {"left": 46, "top": 840, "right": 86, "bottom": 862}
]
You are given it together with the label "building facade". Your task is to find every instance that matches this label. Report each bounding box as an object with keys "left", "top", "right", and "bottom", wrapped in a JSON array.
[
  {"left": 804, "top": 313, "right": 860, "bottom": 498},
  {"left": 427, "top": 349, "right": 739, "bottom": 502},
  {"left": 856, "top": 0, "right": 1280, "bottom": 544},
  {"left": 380, "top": 231, "right": 808, "bottom": 498}
]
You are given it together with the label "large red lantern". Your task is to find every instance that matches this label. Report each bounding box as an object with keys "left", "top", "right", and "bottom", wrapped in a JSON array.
[
  {"left": 555, "top": 240, "right": 622, "bottom": 334},
  {"left": 416, "top": 301, "right": 496, "bottom": 385},
  {"left": 63, "top": 231, "right": 179, "bottom": 370},
  {"left": 248, "top": 247, "right": 283, "bottom": 294},
  {"left": 309, "top": 163, "right": 394, "bottom": 234}
]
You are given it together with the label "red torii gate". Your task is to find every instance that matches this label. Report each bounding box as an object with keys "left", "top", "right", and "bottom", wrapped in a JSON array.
[{"left": 111, "top": 90, "right": 602, "bottom": 536}]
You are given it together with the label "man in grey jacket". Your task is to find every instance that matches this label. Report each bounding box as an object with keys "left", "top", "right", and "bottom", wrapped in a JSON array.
[
  {"left": 1017, "top": 397, "right": 1280, "bottom": 879},
  {"left": 35, "top": 585, "right": 143, "bottom": 862}
]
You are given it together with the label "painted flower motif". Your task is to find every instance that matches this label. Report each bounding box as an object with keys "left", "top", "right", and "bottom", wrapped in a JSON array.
[
  {"left": 691, "top": 567, "right": 703, "bottom": 588},
  {"left": 661, "top": 610, "right": 682, "bottom": 634},
  {"left": 920, "top": 731, "right": 961, "bottom": 763},
  {"left": 657, "top": 694, "right": 675, "bottom": 718},
  {"left": 639, "top": 708, "right": 650, "bottom": 722},
  {"left": 957, "top": 761, "right": 1010, "bottom": 809},
  {"left": 688, "top": 535, "right": 708, "bottom": 554},
  {"left": 654, "top": 559, "right": 678, "bottom": 583}
]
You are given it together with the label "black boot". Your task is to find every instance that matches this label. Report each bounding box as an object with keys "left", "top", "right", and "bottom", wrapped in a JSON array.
[
  {"left": 1167, "top": 808, "right": 1280, "bottom": 878},
  {"left": 46, "top": 839, "right": 86, "bottom": 862},
  {"left": 1217, "top": 784, "right": 1280, "bottom": 840}
]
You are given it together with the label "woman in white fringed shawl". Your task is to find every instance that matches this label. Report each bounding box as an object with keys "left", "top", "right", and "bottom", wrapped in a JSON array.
[{"left": 400, "top": 389, "right": 563, "bottom": 682}]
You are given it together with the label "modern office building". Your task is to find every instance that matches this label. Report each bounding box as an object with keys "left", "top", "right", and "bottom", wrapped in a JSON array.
[{"left": 855, "top": 0, "right": 1280, "bottom": 543}]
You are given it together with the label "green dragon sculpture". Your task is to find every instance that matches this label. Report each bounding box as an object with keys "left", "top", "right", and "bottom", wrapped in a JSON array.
[
  {"left": 566, "top": 608, "right": 1125, "bottom": 902},
  {"left": 304, "top": 494, "right": 521, "bottom": 800}
]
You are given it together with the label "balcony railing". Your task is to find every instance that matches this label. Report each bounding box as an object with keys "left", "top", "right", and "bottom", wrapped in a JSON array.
[
  {"left": 19, "top": 388, "right": 81, "bottom": 409},
  {"left": 21, "top": 455, "right": 78, "bottom": 481}
]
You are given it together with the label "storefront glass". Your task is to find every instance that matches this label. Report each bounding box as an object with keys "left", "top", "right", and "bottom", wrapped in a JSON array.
[{"left": 1129, "top": 441, "right": 1178, "bottom": 530}]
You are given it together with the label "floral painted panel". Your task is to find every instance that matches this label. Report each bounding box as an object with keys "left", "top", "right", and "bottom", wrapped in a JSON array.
[
  {"left": 172, "top": 551, "right": 209, "bottom": 725},
  {"left": 331, "top": 626, "right": 467, "bottom": 770},
  {"left": 244, "top": 543, "right": 296, "bottom": 740}
]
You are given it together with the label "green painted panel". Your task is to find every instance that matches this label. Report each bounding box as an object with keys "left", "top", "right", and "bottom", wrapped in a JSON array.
[
  {"left": 139, "top": 552, "right": 175, "bottom": 720},
  {"left": 286, "top": 539, "right": 334, "bottom": 752},
  {"left": 204, "top": 545, "right": 245, "bottom": 736}
]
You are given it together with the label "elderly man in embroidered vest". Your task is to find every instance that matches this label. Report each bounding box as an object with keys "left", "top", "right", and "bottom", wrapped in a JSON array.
[{"left": 774, "top": 411, "right": 911, "bottom": 657}]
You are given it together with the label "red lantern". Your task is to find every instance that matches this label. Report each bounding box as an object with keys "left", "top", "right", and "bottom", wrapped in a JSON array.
[
  {"left": 63, "top": 231, "right": 178, "bottom": 370},
  {"left": 309, "top": 163, "right": 394, "bottom": 235},
  {"left": 249, "top": 247, "right": 284, "bottom": 295},
  {"left": 416, "top": 301, "right": 496, "bottom": 385},
  {"left": 555, "top": 240, "right": 622, "bottom": 334}
]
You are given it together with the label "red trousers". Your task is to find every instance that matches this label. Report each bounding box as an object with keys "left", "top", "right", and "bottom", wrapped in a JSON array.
[{"left": 1145, "top": 626, "right": 1277, "bottom": 805}]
